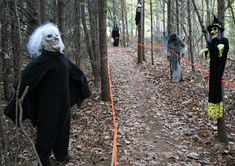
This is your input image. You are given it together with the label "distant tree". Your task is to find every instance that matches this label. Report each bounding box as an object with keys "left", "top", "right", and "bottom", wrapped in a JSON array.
[
  {"left": 167, "top": 0, "right": 172, "bottom": 36},
  {"left": 57, "top": 0, "right": 65, "bottom": 35},
  {"left": 150, "top": 0, "right": 154, "bottom": 65},
  {"left": 187, "top": 0, "right": 195, "bottom": 72},
  {"left": 88, "top": 0, "right": 100, "bottom": 85},
  {"left": 74, "top": 0, "right": 81, "bottom": 66},
  {"left": 136, "top": 0, "right": 143, "bottom": 64}
]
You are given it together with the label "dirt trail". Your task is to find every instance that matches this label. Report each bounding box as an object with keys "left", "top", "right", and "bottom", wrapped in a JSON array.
[
  {"left": 109, "top": 47, "right": 179, "bottom": 165},
  {"left": 108, "top": 46, "right": 235, "bottom": 166}
]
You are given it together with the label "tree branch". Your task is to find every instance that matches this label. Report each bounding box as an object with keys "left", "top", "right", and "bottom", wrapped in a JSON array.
[{"left": 18, "top": 86, "right": 42, "bottom": 166}]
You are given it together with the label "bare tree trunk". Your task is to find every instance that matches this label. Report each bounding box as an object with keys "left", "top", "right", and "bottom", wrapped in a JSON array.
[
  {"left": 57, "top": 0, "right": 65, "bottom": 35},
  {"left": 88, "top": 0, "right": 100, "bottom": 85},
  {"left": 176, "top": 0, "right": 179, "bottom": 34},
  {"left": 228, "top": 0, "right": 235, "bottom": 24},
  {"left": 121, "top": 0, "right": 126, "bottom": 47},
  {"left": 81, "top": 0, "right": 98, "bottom": 85},
  {"left": 40, "top": 0, "right": 46, "bottom": 22},
  {"left": 150, "top": 0, "right": 154, "bottom": 65},
  {"left": 141, "top": 0, "right": 145, "bottom": 61},
  {"left": 124, "top": 0, "right": 129, "bottom": 47},
  {"left": 11, "top": 11, "right": 21, "bottom": 81},
  {"left": 0, "top": 52, "right": 11, "bottom": 166},
  {"left": 188, "top": 0, "right": 195, "bottom": 72},
  {"left": 74, "top": 0, "right": 81, "bottom": 66},
  {"left": 94, "top": 0, "right": 100, "bottom": 78},
  {"left": 201, "top": 0, "right": 204, "bottom": 49},
  {"left": 112, "top": 0, "right": 117, "bottom": 19},
  {"left": 205, "top": 0, "right": 211, "bottom": 26},
  {"left": 163, "top": 1, "right": 166, "bottom": 32},
  {"left": 98, "top": 0, "right": 110, "bottom": 101},
  {"left": 1, "top": 2, "right": 11, "bottom": 101},
  {"left": 137, "top": 0, "right": 143, "bottom": 64},
  {"left": 167, "top": 0, "right": 172, "bottom": 36}
]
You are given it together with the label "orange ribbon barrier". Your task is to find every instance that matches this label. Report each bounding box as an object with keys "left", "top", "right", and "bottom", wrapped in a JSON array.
[
  {"left": 127, "top": 36, "right": 235, "bottom": 88},
  {"left": 107, "top": 61, "right": 118, "bottom": 166}
]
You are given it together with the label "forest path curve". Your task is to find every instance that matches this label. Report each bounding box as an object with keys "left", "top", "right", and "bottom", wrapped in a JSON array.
[{"left": 108, "top": 46, "right": 235, "bottom": 166}]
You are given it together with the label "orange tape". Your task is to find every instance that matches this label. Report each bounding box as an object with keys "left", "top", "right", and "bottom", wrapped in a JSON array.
[
  {"left": 127, "top": 37, "right": 235, "bottom": 88},
  {"left": 107, "top": 62, "right": 117, "bottom": 166}
]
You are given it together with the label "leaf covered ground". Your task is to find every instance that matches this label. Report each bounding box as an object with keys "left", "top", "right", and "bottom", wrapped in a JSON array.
[
  {"left": 2, "top": 46, "right": 235, "bottom": 166},
  {"left": 109, "top": 46, "right": 235, "bottom": 166}
]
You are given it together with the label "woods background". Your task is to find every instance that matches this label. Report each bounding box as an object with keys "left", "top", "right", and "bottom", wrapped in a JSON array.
[{"left": 0, "top": 0, "right": 235, "bottom": 165}]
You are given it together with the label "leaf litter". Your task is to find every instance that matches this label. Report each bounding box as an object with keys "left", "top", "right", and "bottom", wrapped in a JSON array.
[{"left": 1, "top": 46, "right": 235, "bottom": 166}]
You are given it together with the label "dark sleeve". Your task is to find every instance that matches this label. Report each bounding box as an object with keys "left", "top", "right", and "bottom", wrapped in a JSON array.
[
  {"left": 69, "top": 62, "right": 91, "bottom": 107},
  {"left": 135, "top": 10, "right": 141, "bottom": 25},
  {"left": 222, "top": 38, "right": 229, "bottom": 55},
  {"left": 112, "top": 29, "right": 114, "bottom": 38},
  {"left": 4, "top": 57, "right": 47, "bottom": 125}
]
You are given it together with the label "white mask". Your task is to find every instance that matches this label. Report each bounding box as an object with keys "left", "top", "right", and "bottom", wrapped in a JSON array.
[
  {"left": 27, "top": 23, "right": 65, "bottom": 58},
  {"left": 42, "top": 30, "right": 61, "bottom": 52}
]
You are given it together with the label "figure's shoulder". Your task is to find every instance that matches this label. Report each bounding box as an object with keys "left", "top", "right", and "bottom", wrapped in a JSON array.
[{"left": 221, "top": 37, "right": 229, "bottom": 43}]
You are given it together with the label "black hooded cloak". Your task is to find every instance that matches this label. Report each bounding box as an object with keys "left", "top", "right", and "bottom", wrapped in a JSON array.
[{"left": 4, "top": 50, "right": 91, "bottom": 126}]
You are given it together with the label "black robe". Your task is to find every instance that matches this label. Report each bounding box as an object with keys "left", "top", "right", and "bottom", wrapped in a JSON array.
[
  {"left": 112, "top": 27, "right": 120, "bottom": 46},
  {"left": 4, "top": 50, "right": 91, "bottom": 126},
  {"left": 207, "top": 37, "right": 229, "bottom": 104}
]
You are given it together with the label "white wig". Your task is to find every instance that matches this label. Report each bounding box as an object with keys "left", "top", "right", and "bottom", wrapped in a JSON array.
[{"left": 27, "top": 22, "right": 65, "bottom": 58}]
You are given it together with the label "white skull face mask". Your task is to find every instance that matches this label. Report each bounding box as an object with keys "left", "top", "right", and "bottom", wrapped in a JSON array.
[{"left": 42, "top": 29, "right": 62, "bottom": 52}]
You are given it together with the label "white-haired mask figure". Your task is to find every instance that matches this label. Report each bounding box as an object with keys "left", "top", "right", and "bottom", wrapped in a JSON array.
[
  {"left": 27, "top": 22, "right": 65, "bottom": 58},
  {"left": 5, "top": 22, "right": 91, "bottom": 166}
]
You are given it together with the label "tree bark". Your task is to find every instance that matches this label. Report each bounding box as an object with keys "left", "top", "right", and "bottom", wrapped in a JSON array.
[
  {"left": 150, "top": 0, "right": 154, "bottom": 65},
  {"left": 228, "top": 0, "right": 235, "bottom": 25},
  {"left": 162, "top": 1, "right": 166, "bottom": 32},
  {"left": 88, "top": 0, "right": 100, "bottom": 85},
  {"left": 1, "top": 2, "right": 11, "bottom": 101},
  {"left": 74, "top": 0, "right": 81, "bottom": 66},
  {"left": 176, "top": 0, "right": 179, "bottom": 34},
  {"left": 167, "top": 0, "right": 172, "bottom": 36},
  {"left": 40, "top": 0, "right": 46, "bottom": 22},
  {"left": 57, "top": 0, "right": 65, "bottom": 36},
  {"left": 121, "top": 0, "right": 126, "bottom": 47},
  {"left": 124, "top": 0, "right": 129, "bottom": 47},
  {"left": 98, "top": 0, "right": 110, "bottom": 101},
  {"left": 81, "top": 0, "right": 98, "bottom": 85},
  {"left": 137, "top": 0, "right": 143, "bottom": 64},
  {"left": 0, "top": 88, "right": 11, "bottom": 166},
  {"left": 205, "top": 0, "right": 211, "bottom": 26},
  {"left": 188, "top": 0, "right": 195, "bottom": 72},
  {"left": 141, "top": 0, "right": 145, "bottom": 61}
]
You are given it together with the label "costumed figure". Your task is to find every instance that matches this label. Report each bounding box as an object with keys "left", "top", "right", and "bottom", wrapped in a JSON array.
[
  {"left": 201, "top": 16, "right": 229, "bottom": 119},
  {"left": 111, "top": 24, "right": 120, "bottom": 46},
  {"left": 167, "top": 33, "right": 185, "bottom": 82},
  {"left": 4, "top": 22, "right": 91, "bottom": 166},
  {"left": 161, "top": 31, "right": 168, "bottom": 55},
  {"left": 135, "top": 2, "right": 142, "bottom": 25}
]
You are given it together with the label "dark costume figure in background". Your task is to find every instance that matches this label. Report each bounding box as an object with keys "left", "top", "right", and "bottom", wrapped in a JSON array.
[
  {"left": 201, "top": 16, "right": 229, "bottom": 119},
  {"left": 4, "top": 23, "right": 91, "bottom": 166},
  {"left": 112, "top": 25, "right": 120, "bottom": 46},
  {"left": 161, "top": 31, "right": 168, "bottom": 55},
  {"left": 167, "top": 33, "right": 185, "bottom": 83},
  {"left": 135, "top": 3, "right": 142, "bottom": 25}
]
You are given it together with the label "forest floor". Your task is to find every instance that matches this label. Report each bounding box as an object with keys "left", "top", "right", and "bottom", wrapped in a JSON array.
[{"left": 1, "top": 45, "right": 235, "bottom": 166}]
